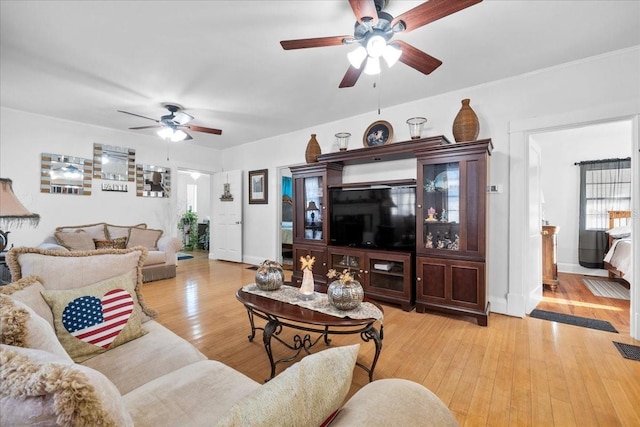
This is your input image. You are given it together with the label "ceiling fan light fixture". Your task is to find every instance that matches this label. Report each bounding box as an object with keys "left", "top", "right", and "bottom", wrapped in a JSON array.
[
  {"left": 157, "top": 127, "right": 174, "bottom": 140},
  {"left": 382, "top": 43, "right": 402, "bottom": 67},
  {"left": 366, "top": 34, "right": 387, "bottom": 58},
  {"left": 347, "top": 46, "right": 368, "bottom": 69},
  {"left": 171, "top": 129, "right": 189, "bottom": 142},
  {"left": 363, "top": 56, "right": 381, "bottom": 75}
]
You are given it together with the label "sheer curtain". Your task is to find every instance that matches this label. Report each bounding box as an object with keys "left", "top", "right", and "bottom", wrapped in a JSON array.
[{"left": 578, "top": 157, "right": 631, "bottom": 268}]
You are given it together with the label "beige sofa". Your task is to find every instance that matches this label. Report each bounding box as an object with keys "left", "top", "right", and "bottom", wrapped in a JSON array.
[
  {"left": 40, "top": 222, "right": 182, "bottom": 282},
  {"left": 0, "top": 247, "right": 458, "bottom": 426}
]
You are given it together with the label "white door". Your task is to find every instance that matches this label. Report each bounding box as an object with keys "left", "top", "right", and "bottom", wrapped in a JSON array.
[
  {"left": 526, "top": 140, "right": 543, "bottom": 313},
  {"left": 212, "top": 170, "right": 243, "bottom": 262}
]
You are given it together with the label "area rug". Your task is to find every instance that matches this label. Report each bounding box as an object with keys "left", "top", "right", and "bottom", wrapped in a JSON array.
[
  {"left": 613, "top": 342, "right": 640, "bottom": 361},
  {"left": 582, "top": 278, "right": 630, "bottom": 300},
  {"left": 529, "top": 309, "right": 618, "bottom": 333},
  {"left": 177, "top": 252, "right": 194, "bottom": 260}
]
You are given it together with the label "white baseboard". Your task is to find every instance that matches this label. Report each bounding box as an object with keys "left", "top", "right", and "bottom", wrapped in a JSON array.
[{"left": 558, "top": 263, "right": 608, "bottom": 277}]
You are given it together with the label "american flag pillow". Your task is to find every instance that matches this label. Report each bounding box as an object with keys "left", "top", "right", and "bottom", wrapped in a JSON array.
[{"left": 42, "top": 273, "right": 147, "bottom": 362}]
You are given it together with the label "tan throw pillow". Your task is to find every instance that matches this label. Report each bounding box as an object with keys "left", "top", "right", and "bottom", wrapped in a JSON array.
[
  {"left": 56, "top": 222, "right": 107, "bottom": 241},
  {"left": 0, "top": 296, "right": 70, "bottom": 359},
  {"left": 0, "top": 275, "right": 55, "bottom": 327},
  {"left": 41, "top": 273, "right": 147, "bottom": 363},
  {"left": 106, "top": 223, "right": 147, "bottom": 240},
  {"left": 94, "top": 237, "right": 127, "bottom": 250},
  {"left": 54, "top": 230, "right": 95, "bottom": 251},
  {"left": 215, "top": 344, "right": 360, "bottom": 427},
  {"left": 127, "top": 228, "right": 163, "bottom": 250},
  {"left": 6, "top": 247, "right": 157, "bottom": 322},
  {"left": 0, "top": 345, "right": 134, "bottom": 427}
]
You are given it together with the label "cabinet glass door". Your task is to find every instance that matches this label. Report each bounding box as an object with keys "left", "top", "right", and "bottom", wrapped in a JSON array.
[
  {"left": 303, "top": 176, "right": 323, "bottom": 241},
  {"left": 329, "top": 252, "right": 362, "bottom": 274},
  {"left": 422, "top": 162, "right": 460, "bottom": 251}
]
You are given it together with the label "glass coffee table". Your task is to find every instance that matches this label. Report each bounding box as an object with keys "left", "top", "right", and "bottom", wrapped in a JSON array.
[{"left": 236, "top": 286, "right": 383, "bottom": 382}]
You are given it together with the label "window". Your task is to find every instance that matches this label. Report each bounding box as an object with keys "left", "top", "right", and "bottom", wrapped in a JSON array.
[
  {"left": 582, "top": 160, "right": 631, "bottom": 230},
  {"left": 186, "top": 183, "right": 198, "bottom": 213}
]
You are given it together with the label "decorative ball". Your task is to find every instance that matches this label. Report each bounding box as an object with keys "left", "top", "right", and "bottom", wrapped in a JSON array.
[
  {"left": 255, "top": 260, "right": 284, "bottom": 291},
  {"left": 327, "top": 279, "right": 364, "bottom": 310}
]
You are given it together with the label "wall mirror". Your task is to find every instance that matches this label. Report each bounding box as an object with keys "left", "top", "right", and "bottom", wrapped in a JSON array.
[
  {"left": 41, "top": 153, "right": 92, "bottom": 195},
  {"left": 93, "top": 143, "right": 135, "bottom": 181},
  {"left": 136, "top": 164, "right": 171, "bottom": 198}
]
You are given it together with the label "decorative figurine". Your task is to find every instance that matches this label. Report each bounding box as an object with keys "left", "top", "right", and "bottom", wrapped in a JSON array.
[
  {"left": 440, "top": 209, "right": 447, "bottom": 222},
  {"left": 299, "top": 255, "right": 316, "bottom": 299},
  {"left": 425, "top": 232, "right": 433, "bottom": 248},
  {"left": 426, "top": 207, "right": 437, "bottom": 222}
]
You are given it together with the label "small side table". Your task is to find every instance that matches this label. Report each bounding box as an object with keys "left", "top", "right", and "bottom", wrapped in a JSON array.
[
  {"left": 541, "top": 225, "right": 559, "bottom": 291},
  {"left": 0, "top": 251, "right": 11, "bottom": 285}
]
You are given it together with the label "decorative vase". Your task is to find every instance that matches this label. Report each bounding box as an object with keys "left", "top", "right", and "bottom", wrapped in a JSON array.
[
  {"left": 255, "top": 260, "right": 284, "bottom": 291},
  {"left": 327, "top": 279, "right": 364, "bottom": 311},
  {"left": 452, "top": 99, "right": 479, "bottom": 143},
  {"left": 305, "top": 134, "right": 321, "bottom": 163}
]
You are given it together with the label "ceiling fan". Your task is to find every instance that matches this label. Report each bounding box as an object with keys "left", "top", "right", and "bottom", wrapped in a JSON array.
[
  {"left": 280, "top": 0, "right": 482, "bottom": 88},
  {"left": 118, "top": 104, "right": 222, "bottom": 142}
]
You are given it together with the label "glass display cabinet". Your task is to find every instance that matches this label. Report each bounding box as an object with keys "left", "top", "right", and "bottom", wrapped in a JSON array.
[
  {"left": 415, "top": 140, "right": 492, "bottom": 326},
  {"left": 290, "top": 163, "right": 343, "bottom": 290}
]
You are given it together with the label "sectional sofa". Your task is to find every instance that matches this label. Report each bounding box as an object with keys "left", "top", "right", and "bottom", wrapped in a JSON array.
[{"left": 0, "top": 247, "right": 458, "bottom": 426}]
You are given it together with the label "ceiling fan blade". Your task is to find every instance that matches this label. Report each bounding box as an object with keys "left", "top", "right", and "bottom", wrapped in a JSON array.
[
  {"left": 186, "top": 125, "right": 223, "bottom": 135},
  {"left": 339, "top": 65, "right": 364, "bottom": 88},
  {"left": 395, "top": 40, "right": 443, "bottom": 75},
  {"left": 280, "top": 35, "right": 353, "bottom": 50},
  {"left": 349, "top": 0, "right": 378, "bottom": 25},
  {"left": 117, "top": 110, "right": 159, "bottom": 122},
  {"left": 129, "top": 125, "right": 162, "bottom": 130},
  {"left": 183, "top": 132, "right": 193, "bottom": 141},
  {"left": 391, "top": 0, "right": 482, "bottom": 33}
]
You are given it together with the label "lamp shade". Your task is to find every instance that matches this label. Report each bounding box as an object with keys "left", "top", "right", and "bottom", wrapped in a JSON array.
[
  {"left": 306, "top": 201, "right": 319, "bottom": 211},
  {"left": 0, "top": 178, "right": 40, "bottom": 229}
]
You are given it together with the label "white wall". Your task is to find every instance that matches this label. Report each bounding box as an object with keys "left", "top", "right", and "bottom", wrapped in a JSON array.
[
  {"left": 221, "top": 46, "right": 640, "bottom": 315},
  {"left": 1, "top": 47, "right": 638, "bottom": 317},
  {"left": 532, "top": 121, "right": 632, "bottom": 276},
  {"left": 0, "top": 108, "right": 222, "bottom": 246}
]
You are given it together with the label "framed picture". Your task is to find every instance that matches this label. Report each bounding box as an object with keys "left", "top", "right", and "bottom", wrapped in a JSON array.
[
  {"left": 363, "top": 120, "right": 393, "bottom": 147},
  {"left": 249, "top": 169, "right": 268, "bottom": 204}
]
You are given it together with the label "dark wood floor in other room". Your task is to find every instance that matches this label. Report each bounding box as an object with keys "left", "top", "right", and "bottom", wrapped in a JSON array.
[
  {"left": 536, "top": 272, "right": 630, "bottom": 335},
  {"left": 142, "top": 258, "right": 640, "bottom": 426}
]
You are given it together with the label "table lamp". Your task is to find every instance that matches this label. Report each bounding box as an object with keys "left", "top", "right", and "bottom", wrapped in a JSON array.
[{"left": 0, "top": 178, "right": 40, "bottom": 252}]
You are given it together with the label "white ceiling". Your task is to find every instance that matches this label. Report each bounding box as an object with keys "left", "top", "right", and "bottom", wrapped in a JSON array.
[{"left": 1, "top": 1, "right": 639, "bottom": 150}]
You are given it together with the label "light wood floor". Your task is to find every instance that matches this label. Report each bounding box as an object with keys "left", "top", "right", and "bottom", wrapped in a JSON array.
[{"left": 142, "top": 258, "right": 640, "bottom": 426}]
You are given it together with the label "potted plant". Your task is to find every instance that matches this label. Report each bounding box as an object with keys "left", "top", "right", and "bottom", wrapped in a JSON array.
[{"left": 178, "top": 209, "right": 198, "bottom": 250}]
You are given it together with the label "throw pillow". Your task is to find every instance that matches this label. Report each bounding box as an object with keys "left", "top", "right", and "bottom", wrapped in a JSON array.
[
  {"left": 0, "top": 296, "right": 70, "bottom": 359},
  {"left": 6, "top": 247, "right": 158, "bottom": 322},
  {"left": 215, "top": 344, "right": 360, "bottom": 427},
  {"left": 54, "top": 230, "right": 96, "bottom": 251},
  {"left": 0, "top": 275, "right": 55, "bottom": 327},
  {"left": 607, "top": 225, "right": 631, "bottom": 238},
  {"left": 106, "top": 223, "right": 147, "bottom": 240},
  {"left": 55, "top": 222, "right": 107, "bottom": 241},
  {"left": 0, "top": 345, "right": 133, "bottom": 427},
  {"left": 94, "top": 237, "right": 127, "bottom": 250},
  {"left": 126, "top": 227, "right": 163, "bottom": 250},
  {"left": 41, "top": 273, "right": 148, "bottom": 363}
]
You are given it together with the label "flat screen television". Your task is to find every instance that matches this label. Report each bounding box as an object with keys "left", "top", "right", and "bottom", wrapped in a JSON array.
[{"left": 329, "top": 185, "right": 416, "bottom": 252}]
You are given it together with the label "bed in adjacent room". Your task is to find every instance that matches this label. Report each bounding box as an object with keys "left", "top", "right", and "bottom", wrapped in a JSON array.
[{"left": 604, "top": 210, "right": 633, "bottom": 283}]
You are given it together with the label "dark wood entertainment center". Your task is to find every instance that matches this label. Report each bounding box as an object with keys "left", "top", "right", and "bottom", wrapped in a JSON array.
[{"left": 290, "top": 136, "right": 492, "bottom": 325}]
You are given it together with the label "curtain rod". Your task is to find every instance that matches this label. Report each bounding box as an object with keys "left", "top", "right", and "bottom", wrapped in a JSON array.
[{"left": 574, "top": 157, "right": 631, "bottom": 166}]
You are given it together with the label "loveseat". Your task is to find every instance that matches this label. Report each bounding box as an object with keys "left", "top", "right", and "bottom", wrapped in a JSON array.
[
  {"left": 0, "top": 247, "right": 458, "bottom": 426},
  {"left": 40, "top": 222, "right": 182, "bottom": 282}
]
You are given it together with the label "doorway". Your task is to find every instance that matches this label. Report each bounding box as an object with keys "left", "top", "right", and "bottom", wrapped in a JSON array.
[
  {"left": 531, "top": 121, "right": 633, "bottom": 334},
  {"left": 508, "top": 108, "right": 639, "bottom": 339},
  {"left": 278, "top": 166, "right": 293, "bottom": 269},
  {"left": 176, "top": 169, "right": 212, "bottom": 253}
]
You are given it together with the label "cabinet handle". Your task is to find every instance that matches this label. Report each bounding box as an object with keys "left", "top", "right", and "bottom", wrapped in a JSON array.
[
  {"left": 417, "top": 204, "right": 422, "bottom": 208},
  {"left": 417, "top": 277, "right": 421, "bottom": 281},
  {"left": 364, "top": 270, "right": 369, "bottom": 274},
  {"left": 322, "top": 262, "right": 326, "bottom": 266}
]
